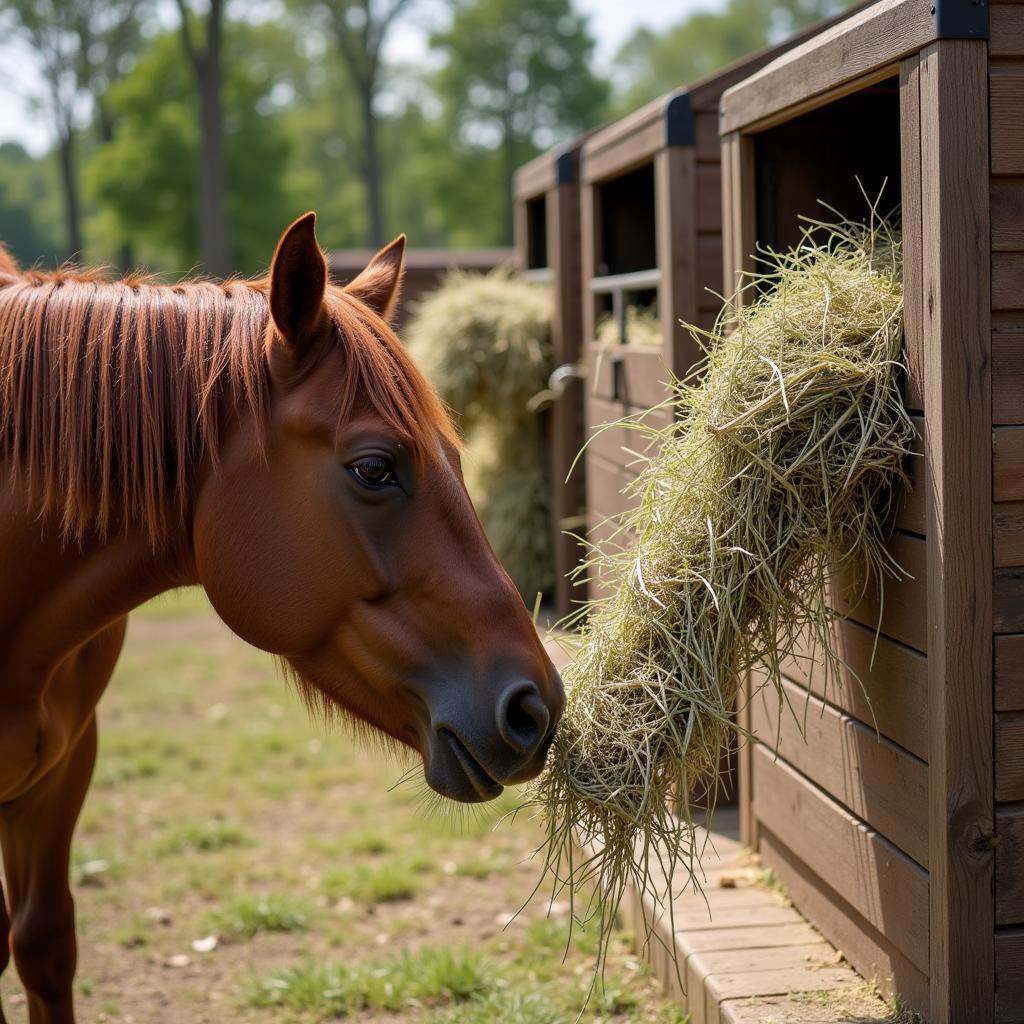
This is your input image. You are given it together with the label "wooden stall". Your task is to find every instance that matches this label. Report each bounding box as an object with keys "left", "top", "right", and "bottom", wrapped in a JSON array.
[
  {"left": 719, "top": 1, "right": 1010, "bottom": 1019},
  {"left": 513, "top": 139, "right": 589, "bottom": 617},
  {"left": 578, "top": 4, "right": 873, "bottom": 586}
]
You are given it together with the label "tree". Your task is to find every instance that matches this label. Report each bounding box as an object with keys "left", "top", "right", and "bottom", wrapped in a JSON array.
[
  {"left": 0, "top": 0, "right": 146, "bottom": 259},
  {"left": 613, "top": 0, "right": 858, "bottom": 112},
  {"left": 0, "top": 142, "right": 64, "bottom": 266},
  {"left": 430, "top": 0, "right": 608, "bottom": 244},
  {"left": 290, "top": 0, "right": 419, "bottom": 248},
  {"left": 86, "top": 28, "right": 294, "bottom": 276},
  {"left": 173, "top": 0, "right": 231, "bottom": 276}
]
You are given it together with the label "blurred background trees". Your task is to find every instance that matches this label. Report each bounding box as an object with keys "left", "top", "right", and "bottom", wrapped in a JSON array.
[{"left": 0, "top": 0, "right": 858, "bottom": 275}]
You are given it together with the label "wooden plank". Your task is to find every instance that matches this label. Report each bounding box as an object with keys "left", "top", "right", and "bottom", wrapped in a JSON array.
[
  {"left": 674, "top": 922, "right": 824, "bottom": 955},
  {"left": 586, "top": 454, "right": 636, "bottom": 522},
  {"left": 781, "top": 618, "right": 929, "bottom": 761},
  {"left": 901, "top": 55, "right": 925, "bottom": 414},
  {"left": 695, "top": 110, "right": 720, "bottom": 163},
  {"left": 991, "top": 6, "right": 1024, "bottom": 59},
  {"left": 696, "top": 234, "right": 725, "bottom": 316},
  {"left": 994, "top": 322, "right": 1024, "bottom": 426},
  {"left": 834, "top": 531, "right": 928, "bottom": 653},
  {"left": 586, "top": 343, "right": 672, "bottom": 409},
  {"left": 696, "top": 164, "right": 722, "bottom": 233},
  {"left": 994, "top": 254, "right": 1024, "bottom": 311},
  {"left": 656, "top": 145, "right": 701, "bottom": 377},
  {"left": 920, "top": 39, "right": 995, "bottom": 1024},
  {"left": 690, "top": 947, "right": 851, "bottom": 1024},
  {"left": 758, "top": 829, "right": 930, "bottom": 1014},
  {"left": 996, "top": 928, "right": 1024, "bottom": 1023},
  {"left": 719, "top": 0, "right": 933, "bottom": 135},
  {"left": 995, "top": 569, "right": 1024, "bottom": 633},
  {"left": 997, "top": 635, "right": 1024, "bottom": 712},
  {"left": 996, "top": 806, "right": 1024, "bottom": 926},
  {"left": 996, "top": 715, "right": 1024, "bottom": 802},
  {"left": 996, "top": 501, "right": 1024, "bottom": 567},
  {"left": 995, "top": 426, "right": 1024, "bottom": 501},
  {"left": 752, "top": 747, "right": 930, "bottom": 973},
  {"left": 750, "top": 675, "right": 929, "bottom": 866},
  {"left": 992, "top": 180, "right": 1024, "bottom": 252},
  {"left": 992, "top": 70, "right": 1024, "bottom": 177},
  {"left": 547, "top": 177, "right": 588, "bottom": 617},
  {"left": 580, "top": 182, "right": 599, "bottom": 362}
]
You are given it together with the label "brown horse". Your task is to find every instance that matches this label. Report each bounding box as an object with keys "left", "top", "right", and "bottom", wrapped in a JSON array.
[{"left": 0, "top": 213, "right": 564, "bottom": 1024}]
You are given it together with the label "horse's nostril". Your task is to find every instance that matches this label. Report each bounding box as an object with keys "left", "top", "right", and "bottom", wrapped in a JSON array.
[{"left": 497, "top": 681, "right": 549, "bottom": 756}]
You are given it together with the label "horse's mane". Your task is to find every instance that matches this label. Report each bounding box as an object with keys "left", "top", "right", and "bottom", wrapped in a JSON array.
[{"left": 0, "top": 257, "right": 456, "bottom": 541}]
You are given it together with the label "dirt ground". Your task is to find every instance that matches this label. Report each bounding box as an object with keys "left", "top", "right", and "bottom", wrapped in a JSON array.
[{"left": 0, "top": 591, "right": 686, "bottom": 1024}]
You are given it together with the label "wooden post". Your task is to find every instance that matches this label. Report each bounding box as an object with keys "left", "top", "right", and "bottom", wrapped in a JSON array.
[
  {"left": 721, "top": 128, "right": 760, "bottom": 849},
  {"left": 919, "top": 38, "right": 994, "bottom": 1024},
  {"left": 655, "top": 145, "right": 699, "bottom": 378},
  {"left": 548, "top": 173, "right": 587, "bottom": 616}
]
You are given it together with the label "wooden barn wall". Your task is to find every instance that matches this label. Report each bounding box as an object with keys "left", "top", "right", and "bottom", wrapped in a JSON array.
[
  {"left": 730, "top": 59, "right": 934, "bottom": 1014},
  {"left": 991, "top": 5, "right": 1024, "bottom": 1020}
]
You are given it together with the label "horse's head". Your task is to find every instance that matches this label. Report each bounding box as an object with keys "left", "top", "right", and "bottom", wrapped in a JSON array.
[{"left": 193, "top": 213, "right": 564, "bottom": 802}]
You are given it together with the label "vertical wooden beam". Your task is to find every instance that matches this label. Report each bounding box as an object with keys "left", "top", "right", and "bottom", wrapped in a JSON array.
[
  {"left": 580, "top": 180, "right": 599, "bottom": 355},
  {"left": 549, "top": 177, "right": 587, "bottom": 616},
  {"left": 899, "top": 55, "right": 925, "bottom": 413},
  {"left": 655, "top": 145, "right": 700, "bottom": 377},
  {"left": 721, "top": 128, "right": 759, "bottom": 849},
  {"left": 919, "top": 38, "right": 994, "bottom": 1024},
  {"left": 513, "top": 191, "right": 530, "bottom": 271}
]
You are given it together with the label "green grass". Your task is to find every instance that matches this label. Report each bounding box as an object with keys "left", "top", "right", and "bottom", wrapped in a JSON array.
[
  {"left": 248, "top": 947, "right": 491, "bottom": 1015},
  {"left": 321, "top": 861, "right": 424, "bottom": 904},
  {"left": 154, "top": 819, "right": 249, "bottom": 855},
  {"left": 204, "top": 893, "right": 311, "bottom": 940}
]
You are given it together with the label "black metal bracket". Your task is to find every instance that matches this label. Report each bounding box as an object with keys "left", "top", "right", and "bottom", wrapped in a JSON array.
[
  {"left": 610, "top": 353, "right": 625, "bottom": 403},
  {"left": 665, "top": 91, "right": 695, "bottom": 147},
  {"left": 933, "top": 0, "right": 989, "bottom": 39},
  {"left": 555, "top": 148, "right": 577, "bottom": 186}
]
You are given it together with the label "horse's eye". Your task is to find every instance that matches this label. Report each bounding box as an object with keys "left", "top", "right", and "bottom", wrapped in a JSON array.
[{"left": 349, "top": 456, "right": 397, "bottom": 488}]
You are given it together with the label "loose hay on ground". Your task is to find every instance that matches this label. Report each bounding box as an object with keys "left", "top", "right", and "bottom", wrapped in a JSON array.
[{"left": 524, "top": 213, "right": 914, "bottom": 970}]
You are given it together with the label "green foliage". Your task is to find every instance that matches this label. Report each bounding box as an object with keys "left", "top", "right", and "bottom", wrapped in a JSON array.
[
  {"left": 430, "top": 0, "right": 608, "bottom": 242},
  {"left": 85, "top": 25, "right": 295, "bottom": 274},
  {"left": 613, "top": 0, "right": 860, "bottom": 112},
  {"left": 0, "top": 143, "right": 65, "bottom": 266}
]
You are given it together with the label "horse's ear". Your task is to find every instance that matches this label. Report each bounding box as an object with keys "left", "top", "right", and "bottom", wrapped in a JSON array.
[
  {"left": 269, "top": 212, "right": 327, "bottom": 351},
  {"left": 344, "top": 234, "right": 406, "bottom": 322}
]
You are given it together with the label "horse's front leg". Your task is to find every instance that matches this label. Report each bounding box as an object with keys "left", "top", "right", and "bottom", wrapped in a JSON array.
[
  {"left": 0, "top": 874, "right": 10, "bottom": 1024},
  {"left": 0, "top": 714, "right": 97, "bottom": 1024}
]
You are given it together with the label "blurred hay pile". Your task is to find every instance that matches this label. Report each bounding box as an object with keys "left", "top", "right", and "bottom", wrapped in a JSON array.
[
  {"left": 595, "top": 306, "right": 662, "bottom": 348},
  {"left": 527, "top": 213, "right": 913, "bottom": 963},
  {"left": 406, "top": 268, "right": 554, "bottom": 601}
]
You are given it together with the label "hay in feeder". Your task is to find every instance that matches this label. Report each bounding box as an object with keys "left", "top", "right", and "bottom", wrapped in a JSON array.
[
  {"left": 525, "top": 212, "right": 914, "bottom": 968},
  {"left": 595, "top": 306, "right": 663, "bottom": 348},
  {"left": 406, "top": 268, "right": 555, "bottom": 600}
]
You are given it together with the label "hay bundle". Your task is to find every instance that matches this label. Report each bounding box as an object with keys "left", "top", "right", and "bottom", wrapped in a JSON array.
[
  {"left": 406, "top": 268, "right": 554, "bottom": 600},
  {"left": 528, "top": 215, "right": 913, "bottom": 959}
]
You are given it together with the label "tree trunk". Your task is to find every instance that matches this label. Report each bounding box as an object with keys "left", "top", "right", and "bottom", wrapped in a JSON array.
[
  {"left": 196, "top": 54, "right": 231, "bottom": 277},
  {"left": 360, "top": 85, "right": 384, "bottom": 249},
  {"left": 56, "top": 128, "right": 83, "bottom": 260}
]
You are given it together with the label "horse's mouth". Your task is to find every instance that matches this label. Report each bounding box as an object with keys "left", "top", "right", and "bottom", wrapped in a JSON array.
[{"left": 436, "top": 728, "right": 504, "bottom": 802}]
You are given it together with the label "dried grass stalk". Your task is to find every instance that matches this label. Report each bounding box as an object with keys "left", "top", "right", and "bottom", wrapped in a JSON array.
[{"left": 524, "top": 213, "right": 914, "bottom": 969}]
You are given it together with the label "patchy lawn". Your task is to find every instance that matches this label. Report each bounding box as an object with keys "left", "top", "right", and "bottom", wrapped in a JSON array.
[{"left": 0, "top": 591, "right": 686, "bottom": 1024}]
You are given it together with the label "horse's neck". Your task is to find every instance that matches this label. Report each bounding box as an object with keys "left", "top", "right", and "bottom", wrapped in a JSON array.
[{"left": 0, "top": 470, "right": 198, "bottom": 684}]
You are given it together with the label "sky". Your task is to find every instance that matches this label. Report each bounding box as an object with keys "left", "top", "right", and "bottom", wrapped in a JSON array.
[{"left": 0, "top": 0, "right": 713, "bottom": 156}]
